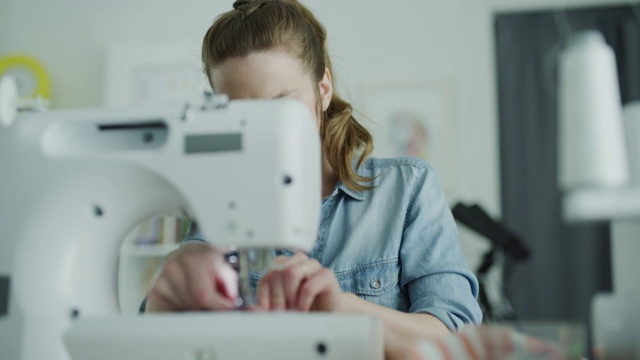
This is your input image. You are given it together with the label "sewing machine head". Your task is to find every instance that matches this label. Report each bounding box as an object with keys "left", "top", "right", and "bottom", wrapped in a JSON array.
[{"left": 0, "top": 97, "right": 323, "bottom": 359}]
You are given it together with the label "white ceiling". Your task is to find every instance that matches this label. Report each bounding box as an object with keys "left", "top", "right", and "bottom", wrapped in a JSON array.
[
  {"left": 6, "top": 0, "right": 637, "bottom": 13},
  {"left": 480, "top": 0, "right": 635, "bottom": 12}
]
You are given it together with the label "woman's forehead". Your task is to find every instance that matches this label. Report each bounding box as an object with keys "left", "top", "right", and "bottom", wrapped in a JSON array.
[{"left": 210, "top": 50, "right": 312, "bottom": 99}]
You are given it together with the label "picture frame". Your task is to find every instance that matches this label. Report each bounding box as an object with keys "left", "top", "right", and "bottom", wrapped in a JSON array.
[
  {"left": 104, "top": 40, "right": 208, "bottom": 108},
  {"left": 361, "top": 82, "right": 457, "bottom": 196}
]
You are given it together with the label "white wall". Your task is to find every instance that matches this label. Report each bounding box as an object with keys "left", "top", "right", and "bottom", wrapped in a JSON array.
[
  {"left": 2, "top": 1, "right": 228, "bottom": 108},
  {"left": 2, "top": 0, "right": 625, "bottom": 268},
  {"left": 0, "top": 1, "right": 10, "bottom": 55}
]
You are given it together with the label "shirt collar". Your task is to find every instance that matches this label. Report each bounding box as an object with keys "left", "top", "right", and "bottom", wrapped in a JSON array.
[{"left": 336, "top": 181, "right": 366, "bottom": 201}]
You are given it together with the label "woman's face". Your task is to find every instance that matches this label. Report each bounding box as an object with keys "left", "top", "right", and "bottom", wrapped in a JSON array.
[{"left": 209, "top": 49, "right": 332, "bottom": 129}]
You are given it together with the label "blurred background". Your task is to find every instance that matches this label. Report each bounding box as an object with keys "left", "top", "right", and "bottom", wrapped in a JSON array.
[{"left": 1, "top": 0, "right": 637, "bottom": 329}]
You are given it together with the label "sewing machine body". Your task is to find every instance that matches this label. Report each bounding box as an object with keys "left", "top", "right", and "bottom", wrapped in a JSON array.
[{"left": 0, "top": 100, "right": 383, "bottom": 359}]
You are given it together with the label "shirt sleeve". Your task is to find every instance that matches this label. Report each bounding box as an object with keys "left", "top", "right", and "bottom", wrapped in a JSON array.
[{"left": 400, "top": 162, "right": 483, "bottom": 330}]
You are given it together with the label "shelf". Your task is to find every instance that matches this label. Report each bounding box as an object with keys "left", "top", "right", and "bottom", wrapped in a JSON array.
[
  {"left": 120, "top": 243, "right": 179, "bottom": 257},
  {"left": 563, "top": 187, "right": 640, "bottom": 222}
]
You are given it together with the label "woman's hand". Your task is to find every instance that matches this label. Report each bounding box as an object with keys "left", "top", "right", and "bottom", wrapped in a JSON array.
[
  {"left": 407, "top": 326, "right": 561, "bottom": 360},
  {"left": 256, "top": 253, "right": 345, "bottom": 312},
  {"left": 145, "top": 242, "right": 238, "bottom": 312}
]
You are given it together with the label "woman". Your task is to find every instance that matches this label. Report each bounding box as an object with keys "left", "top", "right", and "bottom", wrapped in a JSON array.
[{"left": 144, "top": 0, "right": 482, "bottom": 357}]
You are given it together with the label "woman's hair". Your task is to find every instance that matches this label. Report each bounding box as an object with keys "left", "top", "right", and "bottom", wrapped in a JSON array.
[{"left": 202, "top": 0, "right": 374, "bottom": 192}]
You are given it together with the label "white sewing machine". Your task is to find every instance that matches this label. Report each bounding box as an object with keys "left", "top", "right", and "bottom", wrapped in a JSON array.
[{"left": 0, "top": 88, "right": 383, "bottom": 359}]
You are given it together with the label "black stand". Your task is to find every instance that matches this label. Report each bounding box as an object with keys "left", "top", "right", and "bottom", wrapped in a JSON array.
[{"left": 452, "top": 202, "right": 528, "bottom": 322}]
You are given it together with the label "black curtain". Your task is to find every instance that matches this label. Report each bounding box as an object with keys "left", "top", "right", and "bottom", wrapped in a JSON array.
[{"left": 496, "top": 5, "right": 640, "bottom": 323}]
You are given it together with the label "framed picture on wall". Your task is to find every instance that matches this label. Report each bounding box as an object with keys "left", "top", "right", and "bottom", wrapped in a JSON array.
[
  {"left": 362, "top": 82, "right": 457, "bottom": 196},
  {"left": 104, "top": 41, "right": 209, "bottom": 108}
]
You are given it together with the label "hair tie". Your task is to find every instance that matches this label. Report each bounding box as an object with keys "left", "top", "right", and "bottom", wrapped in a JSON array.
[
  {"left": 233, "top": 0, "right": 251, "bottom": 10},
  {"left": 233, "top": 0, "right": 287, "bottom": 11}
]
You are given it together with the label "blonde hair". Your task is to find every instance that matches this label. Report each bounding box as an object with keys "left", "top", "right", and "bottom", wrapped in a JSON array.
[{"left": 202, "top": 0, "right": 374, "bottom": 192}]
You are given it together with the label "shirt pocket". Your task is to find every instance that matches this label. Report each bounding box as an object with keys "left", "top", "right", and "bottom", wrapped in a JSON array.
[{"left": 335, "top": 258, "right": 400, "bottom": 305}]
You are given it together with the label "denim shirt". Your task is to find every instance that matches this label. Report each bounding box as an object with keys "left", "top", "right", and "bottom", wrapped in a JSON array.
[{"left": 186, "top": 157, "right": 482, "bottom": 330}]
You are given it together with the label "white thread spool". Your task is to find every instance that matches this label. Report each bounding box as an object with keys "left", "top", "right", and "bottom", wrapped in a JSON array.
[{"left": 558, "top": 31, "right": 630, "bottom": 190}]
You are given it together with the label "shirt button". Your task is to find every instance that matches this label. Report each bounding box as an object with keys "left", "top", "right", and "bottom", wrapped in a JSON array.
[{"left": 371, "top": 279, "right": 381, "bottom": 289}]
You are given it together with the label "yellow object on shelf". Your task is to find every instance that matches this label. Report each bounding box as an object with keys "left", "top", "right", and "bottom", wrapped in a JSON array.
[{"left": 0, "top": 54, "right": 51, "bottom": 100}]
